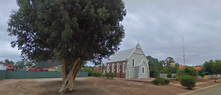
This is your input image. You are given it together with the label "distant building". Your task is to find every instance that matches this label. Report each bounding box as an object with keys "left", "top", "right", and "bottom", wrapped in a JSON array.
[
  {"left": 179, "top": 65, "right": 188, "bottom": 69},
  {"left": 106, "top": 43, "right": 149, "bottom": 79},
  {"left": 0, "top": 63, "right": 13, "bottom": 71},
  {"left": 192, "top": 66, "right": 202, "bottom": 71}
]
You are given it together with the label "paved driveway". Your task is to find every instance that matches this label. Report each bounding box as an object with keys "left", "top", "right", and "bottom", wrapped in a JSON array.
[{"left": 188, "top": 84, "right": 221, "bottom": 95}]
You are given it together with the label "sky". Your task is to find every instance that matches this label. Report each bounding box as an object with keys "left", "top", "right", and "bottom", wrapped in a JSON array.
[{"left": 0, "top": 0, "right": 221, "bottom": 66}]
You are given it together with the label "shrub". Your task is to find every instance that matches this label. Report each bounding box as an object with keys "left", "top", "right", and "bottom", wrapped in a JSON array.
[
  {"left": 105, "top": 73, "right": 110, "bottom": 79},
  {"left": 165, "top": 79, "right": 171, "bottom": 84},
  {"left": 151, "top": 77, "right": 166, "bottom": 85},
  {"left": 110, "top": 73, "right": 115, "bottom": 79},
  {"left": 179, "top": 75, "right": 196, "bottom": 89},
  {"left": 153, "top": 72, "right": 159, "bottom": 78},
  {"left": 101, "top": 74, "right": 105, "bottom": 78},
  {"left": 167, "top": 72, "right": 172, "bottom": 78}
]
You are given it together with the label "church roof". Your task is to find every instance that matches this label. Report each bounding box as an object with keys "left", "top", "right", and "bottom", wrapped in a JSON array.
[{"left": 106, "top": 48, "right": 135, "bottom": 63}]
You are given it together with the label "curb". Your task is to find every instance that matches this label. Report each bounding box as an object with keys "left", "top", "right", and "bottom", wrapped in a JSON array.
[{"left": 178, "top": 83, "right": 221, "bottom": 95}]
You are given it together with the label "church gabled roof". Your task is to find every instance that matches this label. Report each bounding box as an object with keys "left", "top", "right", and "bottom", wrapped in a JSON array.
[{"left": 106, "top": 48, "right": 135, "bottom": 63}]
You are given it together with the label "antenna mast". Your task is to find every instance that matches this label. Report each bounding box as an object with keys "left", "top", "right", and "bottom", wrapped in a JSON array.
[{"left": 182, "top": 36, "right": 186, "bottom": 65}]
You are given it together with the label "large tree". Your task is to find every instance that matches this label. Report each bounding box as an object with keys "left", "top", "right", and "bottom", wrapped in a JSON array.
[
  {"left": 8, "top": 0, "right": 126, "bottom": 93},
  {"left": 164, "top": 57, "right": 175, "bottom": 66}
]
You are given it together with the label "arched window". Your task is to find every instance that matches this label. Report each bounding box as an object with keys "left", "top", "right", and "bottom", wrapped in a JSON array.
[
  {"left": 142, "top": 67, "right": 145, "bottom": 74},
  {"left": 107, "top": 64, "right": 109, "bottom": 72},
  {"left": 112, "top": 64, "right": 114, "bottom": 72},
  {"left": 117, "top": 63, "right": 119, "bottom": 73},
  {"left": 123, "top": 62, "right": 125, "bottom": 72},
  {"left": 132, "top": 59, "right": 135, "bottom": 67}
]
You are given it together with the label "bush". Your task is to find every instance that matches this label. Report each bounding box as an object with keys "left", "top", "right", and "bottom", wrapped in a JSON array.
[
  {"left": 105, "top": 73, "right": 110, "bottom": 79},
  {"left": 151, "top": 77, "right": 170, "bottom": 85},
  {"left": 176, "top": 67, "right": 198, "bottom": 77},
  {"left": 104, "top": 73, "right": 114, "bottom": 79},
  {"left": 110, "top": 73, "right": 115, "bottom": 79},
  {"left": 153, "top": 72, "right": 159, "bottom": 78},
  {"left": 101, "top": 74, "right": 105, "bottom": 78},
  {"left": 165, "top": 79, "right": 171, "bottom": 84},
  {"left": 179, "top": 75, "right": 196, "bottom": 89},
  {"left": 167, "top": 72, "right": 172, "bottom": 78}
]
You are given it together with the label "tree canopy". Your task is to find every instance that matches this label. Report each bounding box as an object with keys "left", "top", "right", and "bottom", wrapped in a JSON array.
[
  {"left": 211, "top": 60, "right": 221, "bottom": 82},
  {"left": 8, "top": 0, "right": 126, "bottom": 93},
  {"left": 203, "top": 60, "right": 214, "bottom": 73},
  {"left": 0, "top": 59, "right": 15, "bottom": 65}
]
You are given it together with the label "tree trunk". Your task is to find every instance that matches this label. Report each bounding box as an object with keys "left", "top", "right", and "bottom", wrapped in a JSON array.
[
  {"left": 58, "top": 58, "right": 85, "bottom": 94},
  {"left": 61, "top": 58, "right": 66, "bottom": 84},
  {"left": 215, "top": 74, "right": 217, "bottom": 82}
]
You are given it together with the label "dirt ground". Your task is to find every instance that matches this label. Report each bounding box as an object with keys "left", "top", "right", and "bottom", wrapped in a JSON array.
[{"left": 0, "top": 77, "right": 220, "bottom": 95}]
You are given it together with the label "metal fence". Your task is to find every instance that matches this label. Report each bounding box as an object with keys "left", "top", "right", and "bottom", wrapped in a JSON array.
[{"left": 0, "top": 71, "right": 88, "bottom": 80}]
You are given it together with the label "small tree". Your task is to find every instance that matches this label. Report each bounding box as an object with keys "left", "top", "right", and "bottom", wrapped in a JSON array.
[
  {"left": 167, "top": 72, "right": 172, "bottom": 78},
  {"left": 180, "top": 75, "right": 196, "bottom": 89},
  {"left": 198, "top": 69, "right": 205, "bottom": 77},
  {"left": 176, "top": 67, "right": 198, "bottom": 77},
  {"left": 211, "top": 60, "right": 221, "bottom": 82},
  {"left": 153, "top": 71, "right": 159, "bottom": 78}
]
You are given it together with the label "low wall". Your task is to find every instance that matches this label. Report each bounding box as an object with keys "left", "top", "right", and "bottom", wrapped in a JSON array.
[
  {"left": 160, "top": 73, "right": 176, "bottom": 78},
  {"left": 0, "top": 71, "right": 88, "bottom": 80},
  {"left": 195, "top": 74, "right": 221, "bottom": 80}
]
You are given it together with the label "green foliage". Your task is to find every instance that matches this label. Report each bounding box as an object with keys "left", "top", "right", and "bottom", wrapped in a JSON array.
[
  {"left": 149, "top": 69, "right": 155, "bottom": 77},
  {"left": 166, "top": 66, "right": 179, "bottom": 73},
  {"left": 176, "top": 69, "right": 185, "bottom": 76},
  {"left": 165, "top": 79, "right": 171, "bottom": 84},
  {"left": 183, "top": 67, "right": 198, "bottom": 76},
  {"left": 4, "top": 59, "right": 14, "bottom": 65},
  {"left": 8, "top": 0, "right": 126, "bottom": 78},
  {"left": 153, "top": 71, "right": 159, "bottom": 78},
  {"left": 26, "top": 62, "right": 33, "bottom": 67},
  {"left": 151, "top": 77, "right": 170, "bottom": 85},
  {"left": 176, "top": 67, "right": 198, "bottom": 76},
  {"left": 211, "top": 60, "right": 221, "bottom": 82},
  {"left": 198, "top": 70, "right": 205, "bottom": 77},
  {"left": 91, "top": 71, "right": 103, "bottom": 77},
  {"left": 164, "top": 57, "right": 175, "bottom": 66},
  {"left": 203, "top": 60, "right": 214, "bottom": 74},
  {"left": 169, "top": 78, "right": 179, "bottom": 81},
  {"left": 104, "top": 73, "right": 114, "bottom": 79},
  {"left": 179, "top": 75, "right": 196, "bottom": 89},
  {"left": 105, "top": 73, "right": 110, "bottom": 79},
  {"left": 15, "top": 60, "right": 26, "bottom": 69},
  {"left": 110, "top": 73, "right": 115, "bottom": 79},
  {"left": 167, "top": 72, "right": 172, "bottom": 78},
  {"left": 211, "top": 60, "right": 221, "bottom": 74},
  {"left": 81, "top": 66, "right": 93, "bottom": 76}
]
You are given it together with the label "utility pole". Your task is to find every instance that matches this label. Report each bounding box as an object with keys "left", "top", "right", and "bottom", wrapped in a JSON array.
[{"left": 182, "top": 36, "right": 186, "bottom": 65}]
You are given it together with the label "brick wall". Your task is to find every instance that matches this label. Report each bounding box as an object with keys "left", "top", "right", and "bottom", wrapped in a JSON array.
[{"left": 106, "top": 61, "right": 127, "bottom": 78}]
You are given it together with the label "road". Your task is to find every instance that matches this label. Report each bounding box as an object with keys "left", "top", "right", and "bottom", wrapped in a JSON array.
[{"left": 188, "top": 84, "right": 221, "bottom": 95}]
